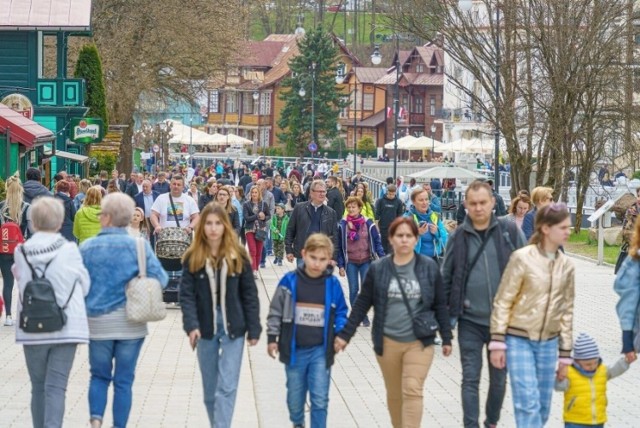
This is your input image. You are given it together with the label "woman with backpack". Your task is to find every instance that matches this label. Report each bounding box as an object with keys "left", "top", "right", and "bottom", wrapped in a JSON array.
[
  {"left": 243, "top": 186, "right": 270, "bottom": 278},
  {"left": 13, "top": 196, "right": 90, "bottom": 428},
  {"left": 0, "top": 175, "right": 31, "bottom": 326}
]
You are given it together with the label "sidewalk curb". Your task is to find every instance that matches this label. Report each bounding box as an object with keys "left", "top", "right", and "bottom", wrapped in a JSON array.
[{"left": 565, "top": 251, "right": 615, "bottom": 268}]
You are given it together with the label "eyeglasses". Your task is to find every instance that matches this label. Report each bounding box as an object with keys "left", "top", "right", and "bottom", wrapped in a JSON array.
[{"left": 312, "top": 189, "right": 327, "bottom": 194}]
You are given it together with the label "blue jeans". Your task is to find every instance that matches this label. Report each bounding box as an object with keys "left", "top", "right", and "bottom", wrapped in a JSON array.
[
  {"left": 285, "top": 345, "right": 331, "bottom": 428},
  {"left": 458, "top": 319, "right": 506, "bottom": 428},
  {"left": 260, "top": 231, "right": 272, "bottom": 264},
  {"left": 24, "top": 343, "right": 77, "bottom": 428},
  {"left": 346, "top": 261, "right": 370, "bottom": 321},
  {"left": 89, "top": 338, "right": 145, "bottom": 428},
  {"left": 506, "top": 335, "right": 558, "bottom": 428},
  {"left": 197, "top": 307, "right": 245, "bottom": 428}
]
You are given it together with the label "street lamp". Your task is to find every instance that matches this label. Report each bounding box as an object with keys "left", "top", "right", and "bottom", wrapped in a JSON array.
[
  {"left": 336, "top": 123, "right": 342, "bottom": 160},
  {"left": 298, "top": 61, "right": 317, "bottom": 159},
  {"left": 458, "top": 0, "right": 500, "bottom": 193},
  {"left": 371, "top": 39, "right": 401, "bottom": 180},
  {"left": 430, "top": 123, "right": 436, "bottom": 161}
]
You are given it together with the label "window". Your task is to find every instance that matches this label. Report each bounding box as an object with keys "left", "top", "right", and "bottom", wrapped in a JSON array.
[
  {"left": 351, "top": 91, "right": 362, "bottom": 111},
  {"left": 339, "top": 96, "right": 349, "bottom": 118},
  {"left": 414, "top": 96, "right": 424, "bottom": 113},
  {"left": 243, "top": 92, "right": 255, "bottom": 114},
  {"left": 430, "top": 96, "right": 436, "bottom": 116},
  {"left": 363, "top": 93, "right": 374, "bottom": 111},
  {"left": 209, "top": 90, "right": 219, "bottom": 113},
  {"left": 260, "top": 128, "right": 270, "bottom": 147},
  {"left": 401, "top": 94, "right": 409, "bottom": 111},
  {"left": 416, "top": 64, "right": 425, "bottom": 73},
  {"left": 336, "top": 62, "right": 346, "bottom": 82},
  {"left": 226, "top": 92, "right": 237, "bottom": 113},
  {"left": 259, "top": 93, "right": 271, "bottom": 115}
]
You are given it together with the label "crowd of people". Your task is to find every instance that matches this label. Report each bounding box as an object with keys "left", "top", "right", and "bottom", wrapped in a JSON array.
[{"left": 0, "top": 156, "right": 639, "bottom": 428}]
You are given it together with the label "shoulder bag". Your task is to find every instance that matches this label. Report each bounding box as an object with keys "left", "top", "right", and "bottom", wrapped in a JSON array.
[
  {"left": 126, "top": 238, "right": 167, "bottom": 322},
  {"left": 393, "top": 268, "right": 439, "bottom": 339},
  {"left": 155, "top": 194, "right": 192, "bottom": 259},
  {"left": 615, "top": 242, "right": 629, "bottom": 275},
  {"left": 254, "top": 202, "right": 268, "bottom": 242}
]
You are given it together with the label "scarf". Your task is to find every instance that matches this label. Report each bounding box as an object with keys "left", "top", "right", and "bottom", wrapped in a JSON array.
[{"left": 346, "top": 214, "right": 366, "bottom": 241}]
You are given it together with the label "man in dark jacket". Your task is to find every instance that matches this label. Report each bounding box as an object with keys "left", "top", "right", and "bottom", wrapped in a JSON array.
[
  {"left": 326, "top": 176, "right": 344, "bottom": 221},
  {"left": 374, "top": 184, "right": 405, "bottom": 253},
  {"left": 23, "top": 167, "right": 50, "bottom": 203},
  {"left": 152, "top": 172, "right": 170, "bottom": 194},
  {"left": 442, "top": 180, "right": 526, "bottom": 428},
  {"left": 125, "top": 173, "right": 144, "bottom": 199},
  {"left": 285, "top": 180, "right": 338, "bottom": 266}
]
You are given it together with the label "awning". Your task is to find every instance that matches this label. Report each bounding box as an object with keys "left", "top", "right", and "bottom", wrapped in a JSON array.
[
  {"left": 0, "top": 104, "right": 55, "bottom": 148},
  {"left": 54, "top": 150, "right": 89, "bottom": 163},
  {"left": 0, "top": 0, "right": 92, "bottom": 32},
  {"left": 358, "top": 109, "right": 386, "bottom": 127}
]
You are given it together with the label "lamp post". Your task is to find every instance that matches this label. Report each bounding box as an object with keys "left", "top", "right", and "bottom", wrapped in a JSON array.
[
  {"left": 459, "top": 0, "right": 500, "bottom": 193},
  {"left": 336, "top": 123, "right": 342, "bottom": 160},
  {"left": 430, "top": 123, "right": 436, "bottom": 162}
]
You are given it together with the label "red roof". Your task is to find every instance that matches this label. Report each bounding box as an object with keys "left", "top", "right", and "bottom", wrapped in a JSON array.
[{"left": 0, "top": 104, "right": 55, "bottom": 148}]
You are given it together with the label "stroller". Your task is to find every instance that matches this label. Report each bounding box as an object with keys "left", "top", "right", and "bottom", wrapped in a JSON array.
[{"left": 155, "top": 227, "right": 191, "bottom": 303}]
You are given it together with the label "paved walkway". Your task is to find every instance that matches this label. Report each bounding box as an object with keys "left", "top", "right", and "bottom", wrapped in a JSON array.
[{"left": 1, "top": 255, "right": 639, "bottom": 427}]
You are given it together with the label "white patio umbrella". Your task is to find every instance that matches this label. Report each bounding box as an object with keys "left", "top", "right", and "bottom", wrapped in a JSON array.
[
  {"left": 165, "top": 119, "right": 224, "bottom": 146},
  {"left": 221, "top": 132, "right": 254, "bottom": 145},
  {"left": 404, "top": 136, "right": 445, "bottom": 150},
  {"left": 408, "top": 166, "right": 486, "bottom": 180},
  {"left": 383, "top": 135, "right": 417, "bottom": 149},
  {"left": 439, "top": 138, "right": 493, "bottom": 154}
]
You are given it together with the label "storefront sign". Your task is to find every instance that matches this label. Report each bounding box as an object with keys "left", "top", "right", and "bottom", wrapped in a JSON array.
[
  {"left": 1, "top": 93, "right": 34, "bottom": 119},
  {"left": 69, "top": 118, "right": 104, "bottom": 144}
]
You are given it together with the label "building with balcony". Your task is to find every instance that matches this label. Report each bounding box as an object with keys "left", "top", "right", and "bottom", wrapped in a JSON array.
[
  {"left": 0, "top": 1, "right": 92, "bottom": 181},
  {"left": 373, "top": 44, "right": 445, "bottom": 157}
]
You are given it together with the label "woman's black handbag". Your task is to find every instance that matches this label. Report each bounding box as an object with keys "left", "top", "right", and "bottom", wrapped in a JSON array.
[
  {"left": 255, "top": 228, "right": 267, "bottom": 242},
  {"left": 615, "top": 243, "right": 629, "bottom": 274},
  {"left": 395, "top": 270, "right": 439, "bottom": 338}
]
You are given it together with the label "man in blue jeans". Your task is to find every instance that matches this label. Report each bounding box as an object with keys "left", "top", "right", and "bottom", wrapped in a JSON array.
[{"left": 441, "top": 180, "right": 526, "bottom": 428}]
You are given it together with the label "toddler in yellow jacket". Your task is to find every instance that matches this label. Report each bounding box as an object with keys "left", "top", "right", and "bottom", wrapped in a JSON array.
[{"left": 554, "top": 332, "right": 631, "bottom": 428}]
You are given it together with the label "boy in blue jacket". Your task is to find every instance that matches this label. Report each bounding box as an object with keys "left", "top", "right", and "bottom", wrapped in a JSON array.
[{"left": 267, "top": 233, "right": 349, "bottom": 428}]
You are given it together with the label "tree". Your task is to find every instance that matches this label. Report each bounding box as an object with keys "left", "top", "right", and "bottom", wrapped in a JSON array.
[
  {"left": 88, "top": 0, "right": 245, "bottom": 174},
  {"left": 74, "top": 44, "right": 108, "bottom": 128},
  {"left": 277, "top": 26, "right": 348, "bottom": 157},
  {"left": 357, "top": 136, "right": 376, "bottom": 153}
]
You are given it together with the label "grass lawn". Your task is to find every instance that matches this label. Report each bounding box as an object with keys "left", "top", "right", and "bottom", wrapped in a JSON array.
[{"left": 564, "top": 229, "right": 621, "bottom": 265}]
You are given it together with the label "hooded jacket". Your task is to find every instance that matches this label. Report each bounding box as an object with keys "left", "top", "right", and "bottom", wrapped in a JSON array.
[
  {"left": 337, "top": 218, "right": 385, "bottom": 268},
  {"left": 73, "top": 205, "right": 102, "bottom": 244},
  {"left": 13, "top": 232, "right": 90, "bottom": 345},
  {"left": 54, "top": 192, "right": 76, "bottom": 242},
  {"left": 23, "top": 180, "right": 50, "bottom": 203},
  {"left": 266, "top": 266, "right": 348, "bottom": 366}
]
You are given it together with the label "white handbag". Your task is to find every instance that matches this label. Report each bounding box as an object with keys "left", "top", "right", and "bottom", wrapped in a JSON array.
[{"left": 126, "top": 238, "right": 167, "bottom": 322}]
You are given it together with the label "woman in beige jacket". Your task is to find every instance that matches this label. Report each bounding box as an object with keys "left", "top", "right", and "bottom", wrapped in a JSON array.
[{"left": 488, "top": 203, "right": 575, "bottom": 427}]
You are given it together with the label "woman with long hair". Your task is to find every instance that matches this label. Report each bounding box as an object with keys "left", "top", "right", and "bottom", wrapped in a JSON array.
[
  {"left": 289, "top": 181, "right": 306, "bottom": 210},
  {"left": 215, "top": 186, "right": 240, "bottom": 237},
  {"left": 614, "top": 213, "right": 640, "bottom": 365},
  {"left": 489, "top": 203, "right": 575, "bottom": 427},
  {"left": 243, "top": 186, "right": 270, "bottom": 277},
  {"left": 73, "top": 186, "right": 103, "bottom": 244},
  {"left": 198, "top": 181, "right": 217, "bottom": 211},
  {"left": 106, "top": 179, "right": 121, "bottom": 194},
  {"left": 279, "top": 179, "right": 293, "bottom": 212},
  {"left": 0, "top": 174, "right": 31, "bottom": 326},
  {"left": 335, "top": 217, "right": 452, "bottom": 427},
  {"left": 503, "top": 195, "right": 532, "bottom": 230},
  {"left": 74, "top": 178, "right": 92, "bottom": 211},
  {"left": 127, "top": 207, "right": 149, "bottom": 240},
  {"left": 180, "top": 203, "right": 261, "bottom": 427},
  {"left": 232, "top": 186, "right": 246, "bottom": 245}
]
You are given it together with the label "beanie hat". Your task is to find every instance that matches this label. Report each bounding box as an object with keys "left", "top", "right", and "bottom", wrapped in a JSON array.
[{"left": 573, "top": 332, "right": 600, "bottom": 360}]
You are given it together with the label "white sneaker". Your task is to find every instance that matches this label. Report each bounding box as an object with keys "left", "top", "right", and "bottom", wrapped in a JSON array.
[{"left": 4, "top": 315, "right": 13, "bottom": 326}]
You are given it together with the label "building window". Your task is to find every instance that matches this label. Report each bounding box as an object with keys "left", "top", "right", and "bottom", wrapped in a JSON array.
[
  {"left": 259, "top": 93, "right": 271, "bottom": 115},
  {"left": 430, "top": 96, "right": 436, "bottom": 116},
  {"left": 401, "top": 94, "right": 409, "bottom": 111},
  {"left": 351, "top": 90, "right": 362, "bottom": 111},
  {"left": 260, "top": 128, "right": 270, "bottom": 147},
  {"left": 209, "top": 90, "right": 219, "bottom": 113},
  {"left": 243, "top": 92, "right": 255, "bottom": 114},
  {"left": 339, "top": 96, "right": 349, "bottom": 118},
  {"left": 416, "top": 64, "right": 424, "bottom": 73},
  {"left": 414, "top": 96, "right": 424, "bottom": 113},
  {"left": 363, "top": 93, "right": 374, "bottom": 111},
  {"left": 226, "top": 92, "right": 237, "bottom": 113}
]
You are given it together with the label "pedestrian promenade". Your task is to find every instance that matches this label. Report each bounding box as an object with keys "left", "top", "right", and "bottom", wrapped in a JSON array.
[{"left": 1, "top": 255, "right": 639, "bottom": 427}]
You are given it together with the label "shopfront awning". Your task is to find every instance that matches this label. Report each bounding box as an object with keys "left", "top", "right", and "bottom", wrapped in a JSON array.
[
  {"left": 0, "top": 104, "right": 55, "bottom": 148},
  {"left": 54, "top": 150, "right": 89, "bottom": 163},
  {"left": 0, "top": 0, "right": 92, "bottom": 32}
]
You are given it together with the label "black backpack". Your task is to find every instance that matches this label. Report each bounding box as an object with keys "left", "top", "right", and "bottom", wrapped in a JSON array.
[{"left": 19, "top": 247, "right": 75, "bottom": 333}]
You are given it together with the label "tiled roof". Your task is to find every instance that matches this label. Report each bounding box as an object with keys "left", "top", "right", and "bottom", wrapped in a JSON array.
[
  {"left": 261, "top": 34, "right": 300, "bottom": 87},
  {"left": 358, "top": 109, "right": 386, "bottom": 127},
  {"left": 238, "top": 41, "right": 285, "bottom": 67},
  {"left": 405, "top": 73, "right": 444, "bottom": 86},
  {"left": 398, "top": 50, "right": 411, "bottom": 66},
  {"left": 355, "top": 67, "right": 387, "bottom": 83},
  {"left": 375, "top": 73, "right": 400, "bottom": 85}
]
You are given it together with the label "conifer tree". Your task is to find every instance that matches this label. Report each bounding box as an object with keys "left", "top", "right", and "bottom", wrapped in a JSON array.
[
  {"left": 74, "top": 44, "right": 108, "bottom": 128},
  {"left": 278, "top": 26, "right": 347, "bottom": 157}
]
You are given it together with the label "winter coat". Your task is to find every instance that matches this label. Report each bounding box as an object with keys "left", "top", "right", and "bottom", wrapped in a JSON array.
[{"left": 73, "top": 205, "right": 102, "bottom": 244}]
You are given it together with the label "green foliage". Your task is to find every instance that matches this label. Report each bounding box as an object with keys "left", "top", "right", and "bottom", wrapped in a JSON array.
[
  {"left": 266, "top": 147, "right": 285, "bottom": 157},
  {"left": 90, "top": 151, "right": 118, "bottom": 176},
  {"left": 277, "top": 25, "right": 348, "bottom": 158},
  {"left": 74, "top": 44, "right": 109, "bottom": 128},
  {"left": 0, "top": 178, "right": 5, "bottom": 201},
  {"left": 357, "top": 136, "right": 376, "bottom": 153},
  {"left": 633, "top": 170, "right": 640, "bottom": 180}
]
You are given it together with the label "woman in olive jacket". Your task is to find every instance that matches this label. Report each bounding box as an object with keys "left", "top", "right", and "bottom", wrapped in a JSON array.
[{"left": 180, "top": 202, "right": 261, "bottom": 428}]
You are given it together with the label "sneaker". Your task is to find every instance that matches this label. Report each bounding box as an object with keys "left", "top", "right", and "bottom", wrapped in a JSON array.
[
  {"left": 4, "top": 315, "right": 13, "bottom": 326},
  {"left": 361, "top": 318, "right": 371, "bottom": 327},
  {"left": 293, "top": 424, "right": 304, "bottom": 428},
  {"left": 253, "top": 271, "right": 259, "bottom": 279},
  {"left": 278, "top": 260, "right": 283, "bottom": 266},
  {"left": 260, "top": 263, "right": 266, "bottom": 269}
]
